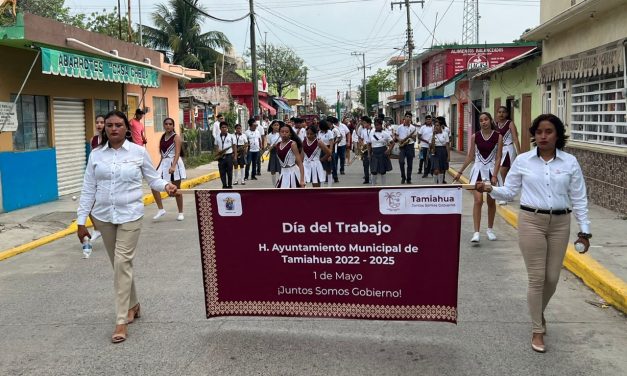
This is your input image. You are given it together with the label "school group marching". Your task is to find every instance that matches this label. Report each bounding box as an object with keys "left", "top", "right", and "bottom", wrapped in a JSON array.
[
  {"left": 209, "top": 111, "right": 459, "bottom": 190},
  {"left": 78, "top": 108, "right": 591, "bottom": 353}
]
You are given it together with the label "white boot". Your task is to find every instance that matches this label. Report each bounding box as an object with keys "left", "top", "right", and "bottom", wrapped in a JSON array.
[
  {"left": 327, "top": 174, "right": 333, "bottom": 187},
  {"left": 380, "top": 174, "right": 387, "bottom": 186}
]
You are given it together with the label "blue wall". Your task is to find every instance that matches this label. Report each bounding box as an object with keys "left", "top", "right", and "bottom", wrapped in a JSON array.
[{"left": 0, "top": 149, "right": 58, "bottom": 212}]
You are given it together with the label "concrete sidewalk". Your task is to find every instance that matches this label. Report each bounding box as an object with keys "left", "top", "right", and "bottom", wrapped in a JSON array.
[{"left": 447, "top": 150, "right": 627, "bottom": 314}]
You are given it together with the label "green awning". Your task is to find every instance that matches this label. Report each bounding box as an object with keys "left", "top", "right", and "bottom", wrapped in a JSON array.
[{"left": 41, "top": 47, "right": 160, "bottom": 88}]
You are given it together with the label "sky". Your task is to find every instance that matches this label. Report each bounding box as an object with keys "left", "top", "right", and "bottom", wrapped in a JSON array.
[{"left": 66, "top": 0, "right": 541, "bottom": 102}]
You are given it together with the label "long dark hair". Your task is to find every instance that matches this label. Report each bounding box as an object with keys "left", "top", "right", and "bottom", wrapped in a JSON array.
[
  {"left": 279, "top": 122, "right": 303, "bottom": 152},
  {"left": 530, "top": 114, "right": 569, "bottom": 150},
  {"left": 100, "top": 110, "right": 133, "bottom": 147},
  {"left": 498, "top": 106, "right": 511, "bottom": 121}
]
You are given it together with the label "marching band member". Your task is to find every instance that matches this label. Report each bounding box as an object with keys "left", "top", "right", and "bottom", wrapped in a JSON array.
[
  {"left": 214, "top": 121, "right": 237, "bottom": 189},
  {"left": 275, "top": 122, "right": 305, "bottom": 188},
  {"left": 429, "top": 117, "right": 450, "bottom": 184},
  {"left": 495, "top": 106, "right": 521, "bottom": 204},
  {"left": 266, "top": 120, "right": 282, "bottom": 187},
  {"left": 395, "top": 112, "right": 417, "bottom": 184},
  {"left": 369, "top": 118, "right": 394, "bottom": 186},
  {"left": 418, "top": 115, "right": 434, "bottom": 177},
  {"left": 233, "top": 124, "right": 248, "bottom": 185},
  {"left": 453, "top": 112, "right": 503, "bottom": 243},
  {"left": 359, "top": 116, "right": 373, "bottom": 184},
  {"left": 303, "top": 125, "right": 331, "bottom": 188},
  {"left": 317, "top": 119, "right": 335, "bottom": 187}
]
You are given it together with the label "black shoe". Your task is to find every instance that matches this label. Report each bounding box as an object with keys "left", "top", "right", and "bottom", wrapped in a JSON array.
[
  {"left": 222, "top": 185, "right": 227, "bottom": 189},
  {"left": 227, "top": 185, "right": 233, "bottom": 189},
  {"left": 333, "top": 178, "right": 339, "bottom": 183},
  {"left": 401, "top": 178, "right": 406, "bottom": 184},
  {"left": 363, "top": 181, "right": 370, "bottom": 184},
  {"left": 443, "top": 179, "right": 447, "bottom": 184},
  {"left": 422, "top": 174, "right": 428, "bottom": 178},
  {"left": 418, "top": 170, "right": 422, "bottom": 174},
  {"left": 406, "top": 180, "right": 412, "bottom": 184},
  {"left": 251, "top": 177, "right": 258, "bottom": 180},
  {"left": 340, "top": 171, "right": 345, "bottom": 175}
]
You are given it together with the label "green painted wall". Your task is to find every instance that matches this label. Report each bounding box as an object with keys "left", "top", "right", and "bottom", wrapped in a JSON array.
[{"left": 486, "top": 55, "right": 542, "bottom": 149}]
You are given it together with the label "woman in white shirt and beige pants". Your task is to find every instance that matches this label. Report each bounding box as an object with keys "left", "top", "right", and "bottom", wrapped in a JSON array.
[
  {"left": 77, "top": 111, "right": 178, "bottom": 343},
  {"left": 477, "top": 114, "right": 591, "bottom": 353}
]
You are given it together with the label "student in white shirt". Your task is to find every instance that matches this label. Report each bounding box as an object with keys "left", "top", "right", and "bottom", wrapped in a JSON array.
[
  {"left": 476, "top": 114, "right": 591, "bottom": 353},
  {"left": 294, "top": 117, "right": 307, "bottom": 142},
  {"left": 418, "top": 115, "right": 434, "bottom": 177},
  {"left": 214, "top": 121, "right": 237, "bottom": 189},
  {"left": 244, "top": 119, "right": 262, "bottom": 181},
  {"left": 265, "top": 120, "right": 282, "bottom": 186},
  {"left": 255, "top": 116, "right": 266, "bottom": 176},
  {"left": 211, "top": 113, "right": 224, "bottom": 146},
  {"left": 358, "top": 116, "right": 373, "bottom": 184},
  {"left": 76, "top": 111, "right": 177, "bottom": 344},
  {"left": 233, "top": 124, "right": 248, "bottom": 185},
  {"left": 429, "top": 118, "right": 450, "bottom": 184},
  {"left": 326, "top": 116, "right": 343, "bottom": 183},
  {"left": 369, "top": 117, "right": 394, "bottom": 186},
  {"left": 336, "top": 118, "right": 350, "bottom": 175},
  {"left": 317, "top": 119, "right": 335, "bottom": 187},
  {"left": 395, "top": 113, "right": 417, "bottom": 184}
]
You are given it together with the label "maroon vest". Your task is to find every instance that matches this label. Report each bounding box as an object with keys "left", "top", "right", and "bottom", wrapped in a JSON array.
[{"left": 475, "top": 130, "right": 499, "bottom": 160}]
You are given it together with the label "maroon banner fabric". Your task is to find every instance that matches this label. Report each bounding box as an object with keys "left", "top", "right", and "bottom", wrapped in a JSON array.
[{"left": 196, "top": 186, "right": 462, "bottom": 323}]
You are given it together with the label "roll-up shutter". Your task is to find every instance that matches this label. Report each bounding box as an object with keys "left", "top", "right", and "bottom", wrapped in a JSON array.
[
  {"left": 53, "top": 98, "right": 86, "bottom": 196},
  {"left": 462, "top": 103, "right": 470, "bottom": 152}
]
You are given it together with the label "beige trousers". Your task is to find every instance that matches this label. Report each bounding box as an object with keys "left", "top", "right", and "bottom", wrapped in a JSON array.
[
  {"left": 93, "top": 217, "right": 143, "bottom": 325},
  {"left": 518, "top": 210, "right": 571, "bottom": 334}
]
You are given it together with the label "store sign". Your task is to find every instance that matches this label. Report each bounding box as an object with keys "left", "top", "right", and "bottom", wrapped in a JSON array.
[
  {"left": 41, "top": 47, "right": 160, "bottom": 88},
  {"left": 537, "top": 42, "right": 624, "bottom": 83},
  {"left": 0, "top": 102, "right": 18, "bottom": 132}
]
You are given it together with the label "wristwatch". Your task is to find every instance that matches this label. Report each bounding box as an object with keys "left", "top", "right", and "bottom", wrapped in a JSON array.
[{"left": 577, "top": 232, "right": 592, "bottom": 239}]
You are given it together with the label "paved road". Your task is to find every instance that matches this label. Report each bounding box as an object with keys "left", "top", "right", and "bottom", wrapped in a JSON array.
[{"left": 1, "top": 157, "right": 625, "bottom": 375}]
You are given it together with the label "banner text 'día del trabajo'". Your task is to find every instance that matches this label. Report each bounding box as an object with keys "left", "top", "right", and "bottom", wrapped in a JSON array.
[{"left": 196, "top": 187, "right": 462, "bottom": 323}]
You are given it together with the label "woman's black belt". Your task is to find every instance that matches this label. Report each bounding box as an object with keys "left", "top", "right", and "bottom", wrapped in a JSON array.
[{"left": 520, "top": 205, "right": 572, "bottom": 215}]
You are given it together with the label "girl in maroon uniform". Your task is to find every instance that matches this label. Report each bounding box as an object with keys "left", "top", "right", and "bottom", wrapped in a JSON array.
[
  {"left": 91, "top": 115, "right": 105, "bottom": 149},
  {"left": 495, "top": 106, "right": 521, "bottom": 204},
  {"left": 151, "top": 118, "right": 186, "bottom": 221},
  {"left": 275, "top": 122, "right": 305, "bottom": 188},
  {"left": 303, "top": 125, "right": 331, "bottom": 187},
  {"left": 454, "top": 112, "right": 503, "bottom": 243}
]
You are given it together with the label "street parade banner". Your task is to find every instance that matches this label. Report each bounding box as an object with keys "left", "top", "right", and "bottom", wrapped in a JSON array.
[{"left": 195, "top": 186, "right": 462, "bottom": 323}]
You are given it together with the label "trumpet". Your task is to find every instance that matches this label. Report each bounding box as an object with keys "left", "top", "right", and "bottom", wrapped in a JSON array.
[
  {"left": 398, "top": 129, "right": 417, "bottom": 147},
  {"left": 214, "top": 145, "right": 233, "bottom": 159}
]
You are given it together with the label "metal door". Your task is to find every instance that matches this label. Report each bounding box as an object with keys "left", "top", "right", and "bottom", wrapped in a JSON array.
[{"left": 53, "top": 98, "right": 86, "bottom": 196}]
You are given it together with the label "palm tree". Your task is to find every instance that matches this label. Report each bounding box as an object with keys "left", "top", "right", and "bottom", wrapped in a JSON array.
[{"left": 142, "top": 0, "right": 231, "bottom": 73}]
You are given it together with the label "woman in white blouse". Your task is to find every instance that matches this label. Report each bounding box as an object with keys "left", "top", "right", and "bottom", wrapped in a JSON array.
[
  {"left": 76, "top": 111, "right": 178, "bottom": 343},
  {"left": 476, "top": 114, "right": 591, "bottom": 353}
]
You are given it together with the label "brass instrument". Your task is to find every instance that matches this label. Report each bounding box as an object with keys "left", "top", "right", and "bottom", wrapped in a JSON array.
[
  {"left": 261, "top": 140, "right": 280, "bottom": 158},
  {"left": 398, "top": 129, "right": 417, "bottom": 147},
  {"left": 214, "top": 145, "right": 233, "bottom": 159},
  {"left": 429, "top": 133, "right": 437, "bottom": 155}
]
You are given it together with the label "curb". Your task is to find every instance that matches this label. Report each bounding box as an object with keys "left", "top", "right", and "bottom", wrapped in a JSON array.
[
  {"left": 447, "top": 167, "right": 627, "bottom": 314},
  {"left": 0, "top": 171, "right": 221, "bottom": 262}
]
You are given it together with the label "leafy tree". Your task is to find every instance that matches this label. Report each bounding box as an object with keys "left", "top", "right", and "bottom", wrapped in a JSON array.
[
  {"left": 314, "top": 97, "right": 330, "bottom": 115},
  {"left": 257, "top": 44, "right": 307, "bottom": 98},
  {"left": 84, "top": 7, "right": 136, "bottom": 41},
  {"left": 142, "top": 0, "right": 231, "bottom": 73},
  {"left": 358, "top": 68, "right": 396, "bottom": 111},
  {"left": 2, "top": 0, "right": 82, "bottom": 26}
]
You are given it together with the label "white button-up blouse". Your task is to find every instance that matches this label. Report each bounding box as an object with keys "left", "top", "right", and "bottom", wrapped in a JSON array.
[{"left": 77, "top": 140, "right": 169, "bottom": 225}]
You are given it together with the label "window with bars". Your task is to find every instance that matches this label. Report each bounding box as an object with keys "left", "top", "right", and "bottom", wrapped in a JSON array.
[
  {"left": 10, "top": 94, "right": 50, "bottom": 151},
  {"left": 152, "top": 97, "right": 168, "bottom": 132},
  {"left": 94, "top": 99, "right": 117, "bottom": 117},
  {"left": 543, "top": 84, "right": 552, "bottom": 113},
  {"left": 570, "top": 73, "right": 626, "bottom": 147},
  {"left": 556, "top": 81, "right": 567, "bottom": 123}
]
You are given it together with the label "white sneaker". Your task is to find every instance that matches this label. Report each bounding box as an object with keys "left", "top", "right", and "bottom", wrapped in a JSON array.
[
  {"left": 91, "top": 230, "right": 101, "bottom": 241},
  {"left": 153, "top": 209, "right": 166, "bottom": 220},
  {"left": 177, "top": 213, "right": 184, "bottom": 221},
  {"left": 471, "top": 232, "right": 480, "bottom": 243},
  {"left": 486, "top": 228, "right": 497, "bottom": 241},
  {"left": 497, "top": 200, "right": 507, "bottom": 205}
]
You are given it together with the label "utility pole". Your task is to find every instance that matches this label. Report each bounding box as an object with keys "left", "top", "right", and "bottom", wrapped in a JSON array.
[
  {"left": 127, "top": 0, "right": 133, "bottom": 42},
  {"left": 249, "top": 0, "right": 259, "bottom": 116},
  {"left": 264, "top": 31, "right": 269, "bottom": 91},
  {"left": 117, "top": 0, "right": 122, "bottom": 40},
  {"left": 138, "top": 0, "right": 143, "bottom": 46},
  {"left": 351, "top": 52, "right": 368, "bottom": 115},
  {"left": 391, "top": 0, "right": 424, "bottom": 119}
]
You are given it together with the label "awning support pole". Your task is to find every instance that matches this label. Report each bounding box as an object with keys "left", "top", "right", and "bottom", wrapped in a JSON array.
[{"left": 0, "top": 49, "right": 41, "bottom": 134}]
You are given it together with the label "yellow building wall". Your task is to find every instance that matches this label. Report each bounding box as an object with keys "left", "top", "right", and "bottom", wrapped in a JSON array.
[
  {"left": 127, "top": 75, "right": 181, "bottom": 164},
  {"left": 0, "top": 46, "right": 122, "bottom": 151},
  {"left": 540, "top": 0, "right": 573, "bottom": 23},
  {"left": 541, "top": 3, "right": 627, "bottom": 63}
]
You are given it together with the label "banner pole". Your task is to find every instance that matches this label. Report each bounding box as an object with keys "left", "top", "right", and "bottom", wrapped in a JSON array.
[{"left": 177, "top": 185, "right": 477, "bottom": 194}]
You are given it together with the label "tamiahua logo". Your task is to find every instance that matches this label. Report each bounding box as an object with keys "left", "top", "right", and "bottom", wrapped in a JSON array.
[
  {"left": 216, "top": 192, "right": 242, "bottom": 216},
  {"left": 383, "top": 191, "right": 402, "bottom": 210},
  {"left": 224, "top": 196, "right": 235, "bottom": 211}
]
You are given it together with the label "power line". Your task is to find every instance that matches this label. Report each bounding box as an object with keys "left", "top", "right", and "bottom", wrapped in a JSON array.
[{"left": 180, "top": 0, "right": 250, "bottom": 22}]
